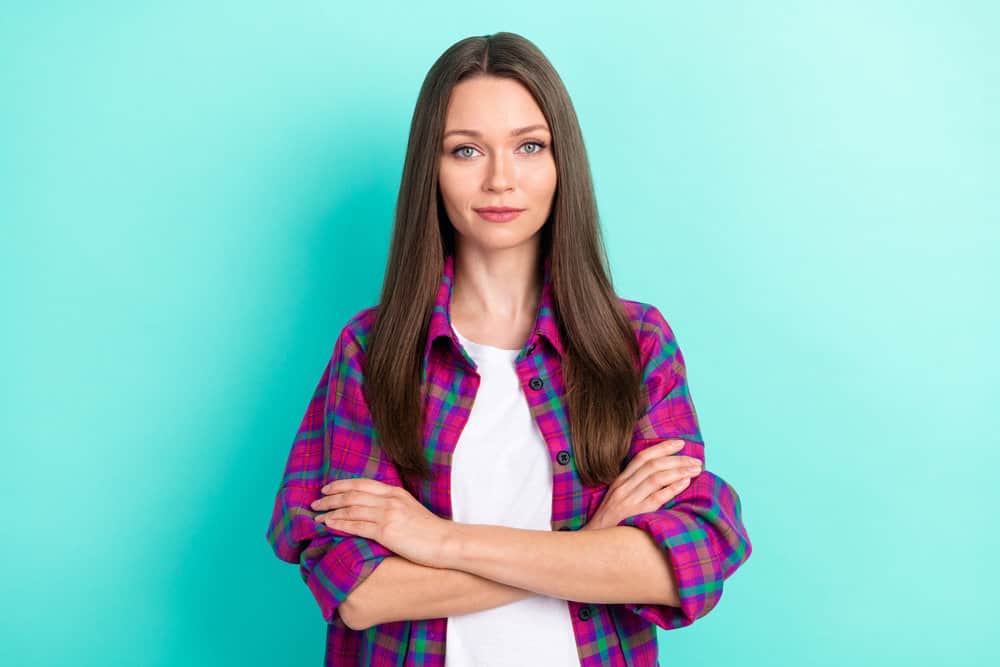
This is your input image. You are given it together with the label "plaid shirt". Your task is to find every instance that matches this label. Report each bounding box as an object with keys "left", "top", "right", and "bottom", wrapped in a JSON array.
[{"left": 266, "top": 252, "right": 752, "bottom": 666}]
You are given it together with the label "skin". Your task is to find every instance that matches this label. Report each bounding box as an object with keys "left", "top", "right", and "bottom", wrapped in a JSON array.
[
  {"left": 309, "top": 75, "right": 703, "bottom": 631},
  {"left": 312, "top": 437, "right": 702, "bottom": 630},
  {"left": 436, "top": 74, "right": 557, "bottom": 349},
  {"left": 311, "top": 438, "right": 701, "bottom": 572}
]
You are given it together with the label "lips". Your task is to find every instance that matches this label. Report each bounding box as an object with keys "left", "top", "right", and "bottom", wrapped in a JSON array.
[{"left": 475, "top": 207, "right": 525, "bottom": 222}]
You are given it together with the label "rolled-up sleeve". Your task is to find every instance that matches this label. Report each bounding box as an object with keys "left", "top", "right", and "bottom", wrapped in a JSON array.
[
  {"left": 265, "top": 319, "right": 403, "bottom": 624},
  {"left": 616, "top": 304, "right": 752, "bottom": 630}
]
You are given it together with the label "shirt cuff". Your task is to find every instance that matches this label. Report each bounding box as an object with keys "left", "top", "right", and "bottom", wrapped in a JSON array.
[
  {"left": 617, "top": 507, "right": 725, "bottom": 629},
  {"left": 303, "top": 529, "right": 394, "bottom": 624}
]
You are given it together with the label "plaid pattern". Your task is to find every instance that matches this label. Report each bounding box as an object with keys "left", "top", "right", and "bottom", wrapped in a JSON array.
[{"left": 266, "top": 252, "right": 752, "bottom": 666}]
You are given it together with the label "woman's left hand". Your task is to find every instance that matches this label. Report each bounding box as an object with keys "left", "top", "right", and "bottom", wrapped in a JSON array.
[{"left": 310, "top": 477, "right": 454, "bottom": 568}]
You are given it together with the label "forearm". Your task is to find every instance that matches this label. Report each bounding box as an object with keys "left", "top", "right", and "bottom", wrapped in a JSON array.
[
  {"left": 440, "top": 524, "right": 681, "bottom": 606},
  {"left": 344, "top": 555, "right": 537, "bottom": 630}
]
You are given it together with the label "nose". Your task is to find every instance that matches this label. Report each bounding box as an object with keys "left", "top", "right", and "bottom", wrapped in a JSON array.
[{"left": 484, "top": 151, "right": 515, "bottom": 193}]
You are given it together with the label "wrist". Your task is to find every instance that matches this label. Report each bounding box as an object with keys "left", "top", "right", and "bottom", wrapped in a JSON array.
[{"left": 437, "top": 520, "right": 465, "bottom": 570}]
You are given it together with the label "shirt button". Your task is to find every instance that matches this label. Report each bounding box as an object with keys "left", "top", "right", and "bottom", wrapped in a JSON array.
[
  {"left": 528, "top": 377, "right": 543, "bottom": 390},
  {"left": 556, "top": 450, "right": 571, "bottom": 465},
  {"left": 578, "top": 605, "right": 594, "bottom": 621}
]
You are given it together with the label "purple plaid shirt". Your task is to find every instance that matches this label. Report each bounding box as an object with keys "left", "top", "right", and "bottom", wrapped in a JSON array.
[{"left": 266, "top": 252, "right": 752, "bottom": 666}]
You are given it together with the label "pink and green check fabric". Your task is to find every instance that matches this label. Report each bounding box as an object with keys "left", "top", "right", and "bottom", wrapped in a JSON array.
[{"left": 266, "top": 252, "right": 752, "bottom": 666}]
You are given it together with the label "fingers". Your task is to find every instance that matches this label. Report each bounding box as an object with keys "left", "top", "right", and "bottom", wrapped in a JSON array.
[
  {"left": 320, "top": 517, "right": 375, "bottom": 540},
  {"left": 311, "top": 489, "right": 382, "bottom": 512},
  {"left": 616, "top": 439, "right": 685, "bottom": 486},
  {"left": 629, "top": 462, "right": 701, "bottom": 499},
  {"left": 639, "top": 477, "right": 691, "bottom": 512},
  {"left": 616, "top": 446, "right": 702, "bottom": 496},
  {"left": 321, "top": 477, "right": 396, "bottom": 496},
  {"left": 315, "top": 504, "right": 380, "bottom": 525}
]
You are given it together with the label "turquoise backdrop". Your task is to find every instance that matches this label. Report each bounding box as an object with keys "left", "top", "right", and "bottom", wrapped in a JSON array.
[{"left": 2, "top": 2, "right": 996, "bottom": 665}]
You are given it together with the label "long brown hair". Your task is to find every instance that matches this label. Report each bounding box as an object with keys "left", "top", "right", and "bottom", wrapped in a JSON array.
[{"left": 364, "top": 32, "right": 642, "bottom": 489}]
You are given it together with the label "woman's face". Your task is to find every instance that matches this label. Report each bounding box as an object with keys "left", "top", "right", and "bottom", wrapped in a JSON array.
[{"left": 438, "top": 75, "right": 557, "bottom": 254}]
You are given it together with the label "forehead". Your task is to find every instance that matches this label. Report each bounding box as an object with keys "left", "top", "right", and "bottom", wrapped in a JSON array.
[{"left": 443, "top": 76, "right": 549, "bottom": 135}]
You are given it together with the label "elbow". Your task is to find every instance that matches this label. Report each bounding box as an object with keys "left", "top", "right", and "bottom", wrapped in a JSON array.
[
  {"left": 339, "top": 580, "right": 380, "bottom": 631},
  {"left": 338, "top": 595, "right": 368, "bottom": 631}
]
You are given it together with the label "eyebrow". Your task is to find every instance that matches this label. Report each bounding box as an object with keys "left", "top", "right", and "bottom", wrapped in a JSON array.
[{"left": 442, "top": 124, "right": 550, "bottom": 140}]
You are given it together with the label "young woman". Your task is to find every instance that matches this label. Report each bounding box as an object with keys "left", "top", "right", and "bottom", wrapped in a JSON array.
[{"left": 267, "top": 31, "right": 751, "bottom": 667}]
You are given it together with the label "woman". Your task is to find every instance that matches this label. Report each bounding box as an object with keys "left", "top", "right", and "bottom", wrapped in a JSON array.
[{"left": 266, "top": 31, "right": 751, "bottom": 667}]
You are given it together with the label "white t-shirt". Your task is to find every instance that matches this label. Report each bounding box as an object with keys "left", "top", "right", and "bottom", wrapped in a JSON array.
[{"left": 445, "top": 322, "right": 581, "bottom": 667}]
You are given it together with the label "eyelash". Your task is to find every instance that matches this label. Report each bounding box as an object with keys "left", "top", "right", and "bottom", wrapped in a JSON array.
[{"left": 450, "top": 140, "right": 548, "bottom": 160}]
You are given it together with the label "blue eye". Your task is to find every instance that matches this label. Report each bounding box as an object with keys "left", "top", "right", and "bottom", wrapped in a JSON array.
[{"left": 450, "top": 141, "right": 547, "bottom": 159}]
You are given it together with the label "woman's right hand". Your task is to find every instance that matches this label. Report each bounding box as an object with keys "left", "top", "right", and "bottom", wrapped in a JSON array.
[{"left": 580, "top": 439, "right": 702, "bottom": 531}]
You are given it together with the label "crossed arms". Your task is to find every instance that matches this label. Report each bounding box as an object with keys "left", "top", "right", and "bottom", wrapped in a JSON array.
[{"left": 340, "top": 523, "right": 680, "bottom": 631}]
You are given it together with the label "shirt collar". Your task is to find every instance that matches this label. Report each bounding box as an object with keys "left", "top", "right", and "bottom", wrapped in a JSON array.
[{"left": 424, "top": 251, "right": 564, "bottom": 364}]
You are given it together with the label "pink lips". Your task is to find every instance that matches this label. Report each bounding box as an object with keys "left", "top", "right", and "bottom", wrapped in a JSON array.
[{"left": 474, "top": 207, "right": 525, "bottom": 222}]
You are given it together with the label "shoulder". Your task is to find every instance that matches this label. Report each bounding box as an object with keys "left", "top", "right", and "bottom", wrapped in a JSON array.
[
  {"left": 616, "top": 297, "right": 681, "bottom": 368},
  {"left": 617, "top": 297, "right": 679, "bottom": 342},
  {"left": 342, "top": 305, "right": 379, "bottom": 346},
  {"left": 330, "top": 305, "right": 380, "bottom": 372}
]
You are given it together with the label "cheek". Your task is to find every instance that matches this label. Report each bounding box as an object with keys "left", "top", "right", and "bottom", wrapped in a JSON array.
[
  {"left": 437, "top": 162, "right": 456, "bottom": 199},
  {"left": 438, "top": 164, "right": 476, "bottom": 205},
  {"left": 522, "top": 162, "right": 557, "bottom": 201}
]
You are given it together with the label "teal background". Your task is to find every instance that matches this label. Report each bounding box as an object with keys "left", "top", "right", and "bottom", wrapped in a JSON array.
[{"left": 2, "top": 2, "right": 997, "bottom": 665}]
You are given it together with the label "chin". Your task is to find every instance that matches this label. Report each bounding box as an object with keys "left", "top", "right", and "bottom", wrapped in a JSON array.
[{"left": 468, "top": 229, "right": 545, "bottom": 251}]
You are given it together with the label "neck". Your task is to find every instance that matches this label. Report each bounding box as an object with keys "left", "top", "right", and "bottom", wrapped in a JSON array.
[{"left": 450, "top": 245, "right": 541, "bottom": 325}]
